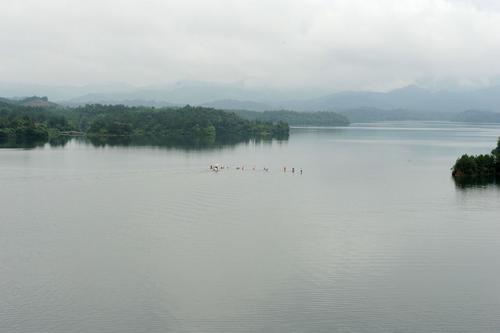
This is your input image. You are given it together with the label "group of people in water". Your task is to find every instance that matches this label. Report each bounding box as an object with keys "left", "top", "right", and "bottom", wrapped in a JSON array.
[
  {"left": 210, "top": 164, "right": 302, "bottom": 174},
  {"left": 283, "top": 166, "right": 303, "bottom": 175}
]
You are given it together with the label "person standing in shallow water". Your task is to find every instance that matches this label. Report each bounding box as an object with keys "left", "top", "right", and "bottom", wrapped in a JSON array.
[
  {"left": 292, "top": 167, "right": 295, "bottom": 173},
  {"left": 300, "top": 168, "right": 303, "bottom": 175}
]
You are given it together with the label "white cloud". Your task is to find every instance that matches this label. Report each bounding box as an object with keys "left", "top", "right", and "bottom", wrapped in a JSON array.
[{"left": 1, "top": 0, "right": 500, "bottom": 91}]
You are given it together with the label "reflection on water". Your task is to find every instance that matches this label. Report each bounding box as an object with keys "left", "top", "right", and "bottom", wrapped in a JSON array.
[
  {"left": 0, "top": 135, "right": 72, "bottom": 149},
  {"left": 86, "top": 135, "right": 286, "bottom": 150},
  {"left": 0, "top": 139, "right": 47, "bottom": 149},
  {"left": 453, "top": 176, "right": 499, "bottom": 190},
  {"left": 1, "top": 134, "right": 289, "bottom": 151},
  {"left": 48, "top": 135, "right": 72, "bottom": 147}
]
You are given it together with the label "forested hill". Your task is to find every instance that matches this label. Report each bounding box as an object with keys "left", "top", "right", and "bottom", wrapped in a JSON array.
[
  {"left": 80, "top": 105, "right": 289, "bottom": 144},
  {"left": 0, "top": 99, "right": 289, "bottom": 147},
  {"left": 452, "top": 138, "right": 500, "bottom": 181},
  {"left": 0, "top": 99, "right": 73, "bottom": 145},
  {"left": 231, "top": 109, "right": 350, "bottom": 126},
  {"left": 0, "top": 96, "right": 59, "bottom": 108}
]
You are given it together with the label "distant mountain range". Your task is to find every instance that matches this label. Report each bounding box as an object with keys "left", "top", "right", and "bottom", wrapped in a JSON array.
[
  {"left": 201, "top": 99, "right": 272, "bottom": 112},
  {"left": 2, "top": 95, "right": 500, "bottom": 124},
  {"left": 3, "top": 81, "right": 500, "bottom": 113},
  {"left": 61, "top": 84, "right": 500, "bottom": 113},
  {"left": 3, "top": 82, "right": 500, "bottom": 123},
  {"left": 287, "top": 85, "right": 500, "bottom": 113}
]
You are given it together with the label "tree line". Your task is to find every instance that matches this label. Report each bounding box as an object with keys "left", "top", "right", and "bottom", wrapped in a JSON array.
[
  {"left": 232, "top": 109, "right": 350, "bottom": 126},
  {"left": 0, "top": 99, "right": 289, "bottom": 147},
  {"left": 452, "top": 138, "right": 500, "bottom": 180}
]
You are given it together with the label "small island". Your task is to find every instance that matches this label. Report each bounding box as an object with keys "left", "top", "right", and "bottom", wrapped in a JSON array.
[{"left": 452, "top": 138, "right": 500, "bottom": 180}]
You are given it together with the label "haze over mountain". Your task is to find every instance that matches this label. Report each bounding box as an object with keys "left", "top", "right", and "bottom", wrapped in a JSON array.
[
  {"left": 3, "top": 81, "right": 500, "bottom": 114},
  {"left": 281, "top": 85, "right": 500, "bottom": 112}
]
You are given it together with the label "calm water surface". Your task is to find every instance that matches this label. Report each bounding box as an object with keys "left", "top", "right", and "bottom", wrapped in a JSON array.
[{"left": 1, "top": 122, "right": 500, "bottom": 332}]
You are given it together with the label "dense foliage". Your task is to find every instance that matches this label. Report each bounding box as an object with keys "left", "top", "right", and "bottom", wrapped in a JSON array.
[
  {"left": 0, "top": 98, "right": 289, "bottom": 147},
  {"left": 0, "top": 101, "right": 73, "bottom": 144},
  {"left": 452, "top": 138, "right": 500, "bottom": 179},
  {"left": 84, "top": 105, "right": 289, "bottom": 145},
  {"left": 233, "top": 109, "right": 350, "bottom": 126}
]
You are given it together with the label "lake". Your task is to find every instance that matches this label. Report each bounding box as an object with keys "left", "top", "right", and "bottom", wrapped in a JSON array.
[{"left": 1, "top": 121, "right": 500, "bottom": 332}]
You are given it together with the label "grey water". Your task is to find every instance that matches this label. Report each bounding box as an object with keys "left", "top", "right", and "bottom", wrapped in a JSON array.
[{"left": 1, "top": 121, "right": 500, "bottom": 333}]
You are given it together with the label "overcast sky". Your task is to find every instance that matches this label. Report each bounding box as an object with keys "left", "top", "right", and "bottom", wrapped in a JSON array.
[{"left": 1, "top": 0, "right": 500, "bottom": 92}]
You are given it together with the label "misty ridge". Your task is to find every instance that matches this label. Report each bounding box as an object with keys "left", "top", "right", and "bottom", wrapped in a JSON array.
[{"left": 2, "top": 81, "right": 500, "bottom": 123}]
